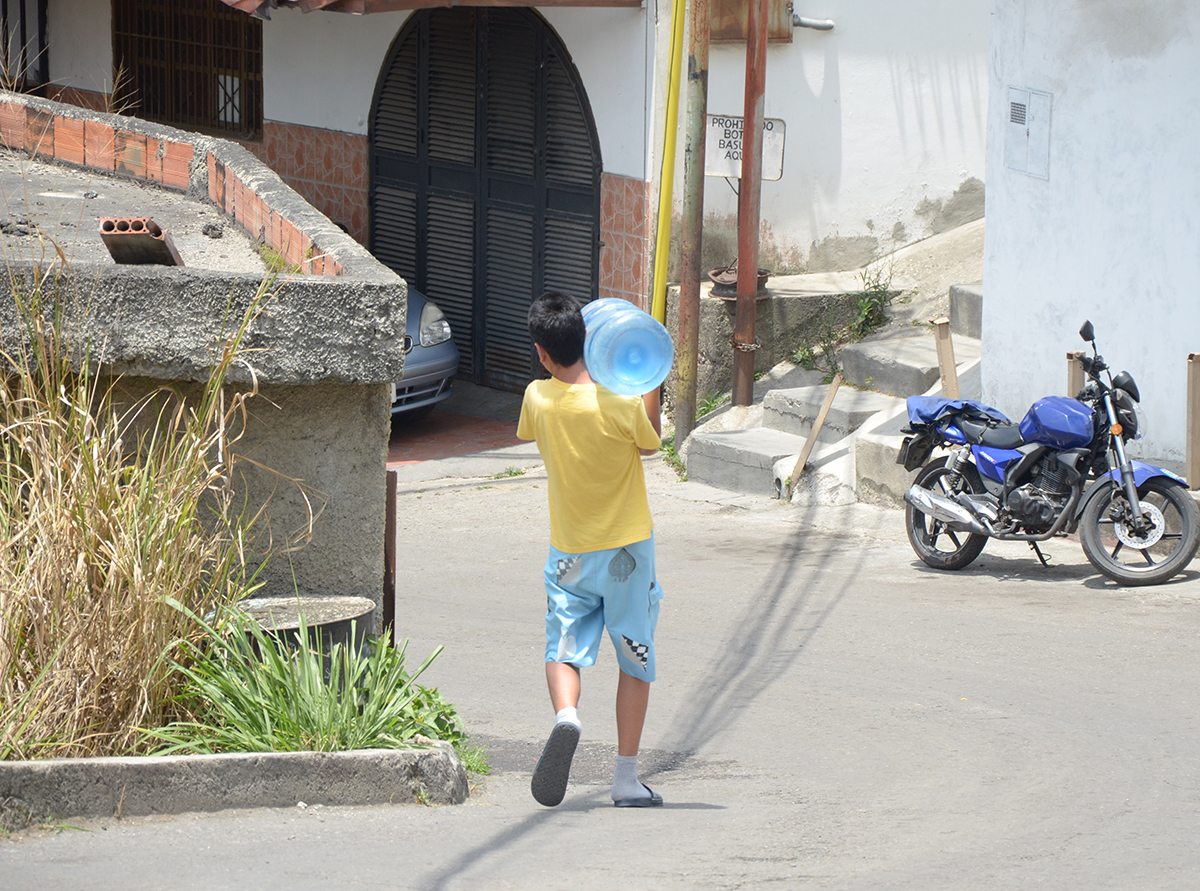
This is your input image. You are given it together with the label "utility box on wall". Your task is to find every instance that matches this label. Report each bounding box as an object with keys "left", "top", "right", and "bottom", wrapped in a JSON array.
[
  {"left": 710, "top": 0, "right": 795, "bottom": 42},
  {"left": 1005, "top": 87, "right": 1052, "bottom": 179}
]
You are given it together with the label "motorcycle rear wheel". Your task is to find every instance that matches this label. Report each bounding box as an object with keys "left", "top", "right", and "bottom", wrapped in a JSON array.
[
  {"left": 906, "top": 456, "right": 989, "bottom": 571},
  {"left": 1079, "top": 477, "right": 1200, "bottom": 586}
]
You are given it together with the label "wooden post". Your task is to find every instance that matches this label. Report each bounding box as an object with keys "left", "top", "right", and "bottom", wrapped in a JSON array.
[
  {"left": 1188, "top": 354, "right": 1200, "bottom": 490},
  {"left": 786, "top": 373, "right": 842, "bottom": 497},
  {"left": 383, "top": 468, "right": 397, "bottom": 647},
  {"left": 1066, "top": 350, "right": 1085, "bottom": 398},
  {"left": 932, "top": 317, "right": 959, "bottom": 399}
]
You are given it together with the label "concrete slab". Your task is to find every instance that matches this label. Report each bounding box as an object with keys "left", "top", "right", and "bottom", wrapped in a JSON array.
[
  {"left": 840, "top": 334, "right": 981, "bottom": 397},
  {"left": 0, "top": 745, "right": 468, "bottom": 828},
  {"left": 762, "top": 385, "right": 905, "bottom": 441}
]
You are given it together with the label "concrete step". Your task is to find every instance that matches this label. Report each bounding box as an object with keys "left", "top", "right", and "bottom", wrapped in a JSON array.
[
  {"left": 840, "top": 334, "right": 980, "bottom": 397},
  {"left": 686, "top": 426, "right": 809, "bottom": 498},
  {"left": 850, "top": 358, "right": 984, "bottom": 507},
  {"left": 762, "top": 385, "right": 906, "bottom": 442}
]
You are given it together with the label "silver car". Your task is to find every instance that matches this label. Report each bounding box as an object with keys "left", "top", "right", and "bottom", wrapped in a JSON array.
[{"left": 391, "top": 288, "right": 460, "bottom": 421}]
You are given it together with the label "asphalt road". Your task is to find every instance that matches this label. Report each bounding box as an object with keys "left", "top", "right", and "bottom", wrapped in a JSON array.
[{"left": 7, "top": 456, "right": 1200, "bottom": 890}]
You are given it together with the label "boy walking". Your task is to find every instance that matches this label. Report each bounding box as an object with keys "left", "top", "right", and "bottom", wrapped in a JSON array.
[{"left": 516, "top": 291, "right": 665, "bottom": 808}]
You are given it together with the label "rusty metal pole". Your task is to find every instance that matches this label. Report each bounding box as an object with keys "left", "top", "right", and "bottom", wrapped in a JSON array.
[
  {"left": 675, "top": 0, "right": 710, "bottom": 447},
  {"left": 732, "top": 0, "right": 767, "bottom": 406}
]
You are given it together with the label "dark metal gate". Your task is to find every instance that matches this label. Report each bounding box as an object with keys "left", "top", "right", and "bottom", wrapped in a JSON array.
[{"left": 369, "top": 8, "right": 601, "bottom": 392}]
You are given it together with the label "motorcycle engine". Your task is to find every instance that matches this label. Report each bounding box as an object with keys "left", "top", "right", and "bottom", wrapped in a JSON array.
[{"left": 1006, "top": 460, "right": 1072, "bottom": 529}]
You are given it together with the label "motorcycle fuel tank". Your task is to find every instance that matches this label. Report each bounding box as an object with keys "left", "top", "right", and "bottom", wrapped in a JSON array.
[{"left": 1018, "top": 396, "right": 1093, "bottom": 450}]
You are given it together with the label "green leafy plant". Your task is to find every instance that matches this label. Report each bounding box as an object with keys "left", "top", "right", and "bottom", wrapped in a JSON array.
[
  {"left": 490, "top": 467, "right": 526, "bottom": 479},
  {"left": 659, "top": 435, "right": 687, "bottom": 481},
  {"left": 850, "top": 264, "right": 894, "bottom": 338},
  {"left": 697, "top": 390, "right": 730, "bottom": 420},
  {"left": 792, "top": 325, "right": 842, "bottom": 377},
  {"left": 143, "top": 603, "right": 474, "bottom": 759}
]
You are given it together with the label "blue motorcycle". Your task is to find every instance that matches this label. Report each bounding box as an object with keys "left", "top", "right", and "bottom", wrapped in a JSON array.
[{"left": 899, "top": 321, "right": 1200, "bottom": 586}]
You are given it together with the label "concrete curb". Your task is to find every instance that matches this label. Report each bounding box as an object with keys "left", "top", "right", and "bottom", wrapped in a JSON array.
[{"left": 0, "top": 744, "right": 468, "bottom": 829}]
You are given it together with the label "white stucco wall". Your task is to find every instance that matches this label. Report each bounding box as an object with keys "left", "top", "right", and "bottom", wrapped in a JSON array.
[
  {"left": 260, "top": 8, "right": 413, "bottom": 135},
  {"left": 258, "top": 5, "right": 651, "bottom": 179},
  {"left": 679, "top": 0, "right": 989, "bottom": 269},
  {"left": 982, "top": 0, "right": 1200, "bottom": 462},
  {"left": 46, "top": 2, "right": 651, "bottom": 180},
  {"left": 48, "top": 0, "right": 111, "bottom": 93}
]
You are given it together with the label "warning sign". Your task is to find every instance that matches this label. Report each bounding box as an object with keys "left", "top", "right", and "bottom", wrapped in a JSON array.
[{"left": 704, "top": 114, "right": 786, "bottom": 181}]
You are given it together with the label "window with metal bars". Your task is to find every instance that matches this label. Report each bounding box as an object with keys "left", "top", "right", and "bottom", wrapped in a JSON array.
[
  {"left": 112, "top": 0, "right": 263, "bottom": 141},
  {"left": 0, "top": 0, "right": 48, "bottom": 91}
]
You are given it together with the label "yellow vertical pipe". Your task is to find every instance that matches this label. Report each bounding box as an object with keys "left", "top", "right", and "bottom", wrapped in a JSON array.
[{"left": 650, "top": 0, "right": 687, "bottom": 323}]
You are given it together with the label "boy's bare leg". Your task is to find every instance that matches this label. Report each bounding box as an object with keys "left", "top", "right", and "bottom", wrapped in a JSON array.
[
  {"left": 546, "top": 661, "right": 581, "bottom": 712},
  {"left": 615, "top": 671, "right": 650, "bottom": 756}
]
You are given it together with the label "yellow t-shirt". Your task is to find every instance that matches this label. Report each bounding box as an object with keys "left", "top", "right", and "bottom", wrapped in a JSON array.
[{"left": 517, "top": 378, "right": 661, "bottom": 553}]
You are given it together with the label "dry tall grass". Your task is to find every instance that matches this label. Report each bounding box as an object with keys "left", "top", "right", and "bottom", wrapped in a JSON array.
[{"left": 0, "top": 263, "right": 280, "bottom": 759}]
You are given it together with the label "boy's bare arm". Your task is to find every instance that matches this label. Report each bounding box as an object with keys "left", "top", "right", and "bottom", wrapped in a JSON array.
[{"left": 639, "top": 388, "right": 662, "bottom": 456}]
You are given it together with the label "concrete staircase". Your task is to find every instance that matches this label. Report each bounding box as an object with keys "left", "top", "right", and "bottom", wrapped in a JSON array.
[{"left": 684, "top": 282, "right": 983, "bottom": 507}]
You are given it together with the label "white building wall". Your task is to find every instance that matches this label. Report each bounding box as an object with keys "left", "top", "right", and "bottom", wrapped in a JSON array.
[
  {"left": 982, "top": 0, "right": 1200, "bottom": 462},
  {"left": 682, "top": 0, "right": 989, "bottom": 270},
  {"left": 257, "top": 5, "right": 650, "bottom": 179},
  {"left": 47, "top": 0, "right": 111, "bottom": 93},
  {"left": 47, "top": 2, "right": 652, "bottom": 180}
]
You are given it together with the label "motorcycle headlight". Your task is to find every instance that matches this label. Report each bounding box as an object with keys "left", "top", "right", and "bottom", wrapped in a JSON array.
[
  {"left": 419, "top": 301, "right": 453, "bottom": 347},
  {"left": 1130, "top": 401, "right": 1146, "bottom": 440},
  {"left": 1114, "top": 390, "right": 1145, "bottom": 441}
]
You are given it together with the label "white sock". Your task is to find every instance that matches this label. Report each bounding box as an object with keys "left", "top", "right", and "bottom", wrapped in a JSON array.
[
  {"left": 555, "top": 706, "right": 581, "bottom": 729},
  {"left": 611, "top": 754, "right": 649, "bottom": 801}
]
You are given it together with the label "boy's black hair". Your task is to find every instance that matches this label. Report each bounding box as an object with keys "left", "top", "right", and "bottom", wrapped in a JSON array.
[{"left": 528, "top": 291, "right": 586, "bottom": 367}]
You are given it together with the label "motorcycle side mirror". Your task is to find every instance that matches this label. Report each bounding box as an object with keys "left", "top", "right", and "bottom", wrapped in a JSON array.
[{"left": 1079, "top": 320, "right": 1095, "bottom": 343}]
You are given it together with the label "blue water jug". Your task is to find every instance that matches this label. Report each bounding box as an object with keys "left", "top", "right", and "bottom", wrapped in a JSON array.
[{"left": 581, "top": 298, "right": 675, "bottom": 397}]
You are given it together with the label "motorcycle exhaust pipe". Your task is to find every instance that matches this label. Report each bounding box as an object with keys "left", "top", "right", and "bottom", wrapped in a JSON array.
[{"left": 904, "top": 485, "right": 988, "bottom": 535}]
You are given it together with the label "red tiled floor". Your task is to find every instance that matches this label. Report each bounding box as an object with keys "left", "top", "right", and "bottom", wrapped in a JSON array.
[{"left": 387, "top": 411, "right": 522, "bottom": 466}]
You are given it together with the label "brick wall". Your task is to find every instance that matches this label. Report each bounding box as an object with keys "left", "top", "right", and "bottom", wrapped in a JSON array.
[{"left": 0, "top": 92, "right": 347, "bottom": 275}]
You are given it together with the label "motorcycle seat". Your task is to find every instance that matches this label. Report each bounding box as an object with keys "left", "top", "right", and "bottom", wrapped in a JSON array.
[{"left": 959, "top": 418, "right": 1024, "bottom": 449}]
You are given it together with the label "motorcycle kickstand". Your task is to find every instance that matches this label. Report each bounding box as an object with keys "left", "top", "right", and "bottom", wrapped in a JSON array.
[{"left": 1029, "top": 541, "right": 1051, "bottom": 567}]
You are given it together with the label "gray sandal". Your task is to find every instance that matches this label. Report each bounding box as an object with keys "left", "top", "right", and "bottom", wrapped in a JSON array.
[
  {"left": 613, "top": 783, "right": 664, "bottom": 808},
  {"left": 531, "top": 722, "right": 580, "bottom": 807}
]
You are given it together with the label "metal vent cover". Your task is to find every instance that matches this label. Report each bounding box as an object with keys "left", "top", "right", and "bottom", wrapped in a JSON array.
[{"left": 1010, "top": 102, "right": 1027, "bottom": 126}]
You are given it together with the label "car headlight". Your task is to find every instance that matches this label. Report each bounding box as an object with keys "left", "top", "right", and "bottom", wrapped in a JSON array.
[{"left": 419, "top": 301, "right": 453, "bottom": 347}]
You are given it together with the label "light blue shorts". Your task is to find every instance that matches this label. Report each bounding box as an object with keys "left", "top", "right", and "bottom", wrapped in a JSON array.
[{"left": 544, "top": 535, "right": 663, "bottom": 682}]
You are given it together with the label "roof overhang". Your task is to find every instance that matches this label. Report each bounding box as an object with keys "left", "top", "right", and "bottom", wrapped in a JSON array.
[{"left": 220, "top": 0, "right": 642, "bottom": 15}]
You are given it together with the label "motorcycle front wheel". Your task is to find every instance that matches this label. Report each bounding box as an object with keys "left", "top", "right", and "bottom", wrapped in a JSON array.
[
  {"left": 905, "top": 456, "right": 989, "bottom": 571},
  {"left": 1080, "top": 477, "right": 1200, "bottom": 586}
]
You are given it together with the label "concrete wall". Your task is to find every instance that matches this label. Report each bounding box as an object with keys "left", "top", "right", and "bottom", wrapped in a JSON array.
[
  {"left": 684, "top": 0, "right": 989, "bottom": 273},
  {"left": 981, "top": 0, "right": 1200, "bottom": 462}
]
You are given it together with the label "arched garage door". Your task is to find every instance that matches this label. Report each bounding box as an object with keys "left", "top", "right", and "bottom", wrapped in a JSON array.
[{"left": 370, "top": 8, "right": 602, "bottom": 392}]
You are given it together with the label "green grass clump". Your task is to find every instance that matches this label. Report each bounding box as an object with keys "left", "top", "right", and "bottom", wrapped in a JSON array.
[{"left": 144, "top": 604, "right": 486, "bottom": 773}]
